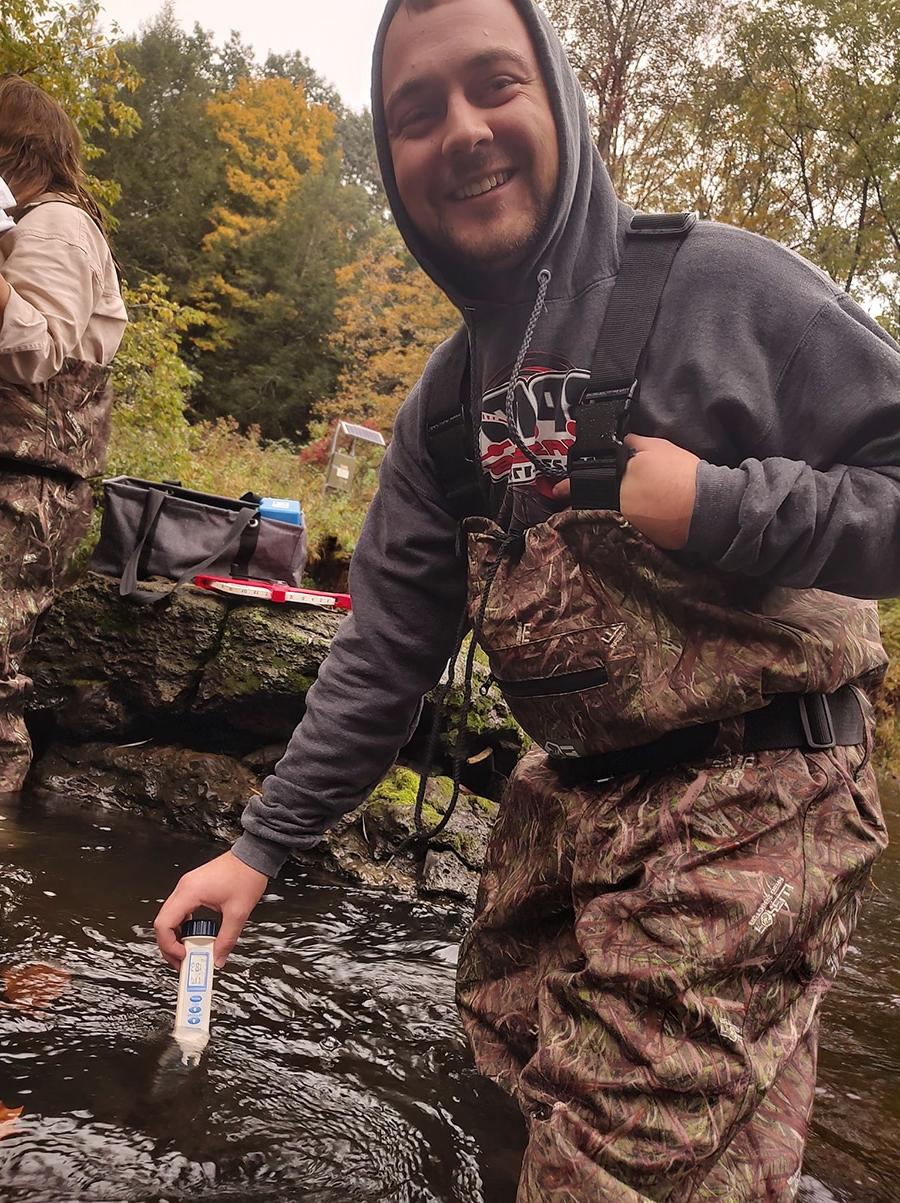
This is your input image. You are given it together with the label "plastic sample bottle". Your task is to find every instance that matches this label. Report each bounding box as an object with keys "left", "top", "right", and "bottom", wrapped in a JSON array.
[{"left": 173, "top": 918, "right": 220, "bottom": 1066}]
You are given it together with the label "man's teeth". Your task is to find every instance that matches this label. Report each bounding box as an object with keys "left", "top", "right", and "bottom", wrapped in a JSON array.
[{"left": 454, "top": 171, "right": 512, "bottom": 200}]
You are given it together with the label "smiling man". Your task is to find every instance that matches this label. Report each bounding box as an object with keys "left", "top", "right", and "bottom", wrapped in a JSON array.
[
  {"left": 382, "top": 0, "right": 559, "bottom": 275},
  {"left": 155, "top": 1, "right": 900, "bottom": 1199}
]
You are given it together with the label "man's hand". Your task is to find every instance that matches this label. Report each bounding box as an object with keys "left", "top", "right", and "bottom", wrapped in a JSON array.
[
  {"left": 154, "top": 850, "right": 268, "bottom": 971},
  {"left": 552, "top": 434, "right": 700, "bottom": 550}
]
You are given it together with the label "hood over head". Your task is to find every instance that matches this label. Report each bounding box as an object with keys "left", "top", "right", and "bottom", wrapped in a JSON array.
[{"left": 371, "top": 0, "right": 625, "bottom": 309}]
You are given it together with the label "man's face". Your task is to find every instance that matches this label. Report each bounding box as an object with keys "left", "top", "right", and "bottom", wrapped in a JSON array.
[{"left": 382, "top": 0, "right": 560, "bottom": 275}]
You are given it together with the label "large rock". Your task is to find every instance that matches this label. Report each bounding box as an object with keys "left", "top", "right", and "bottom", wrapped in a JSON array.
[
  {"left": 344, "top": 767, "right": 498, "bottom": 904},
  {"left": 27, "top": 575, "right": 225, "bottom": 737},
  {"left": 192, "top": 603, "right": 342, "bottom": 739},
  {"left": 31, "top": 741, "right": 256, "bottom": 844},
  {"left": 26, "top": 574, "right": 522, "bottom": 765}
]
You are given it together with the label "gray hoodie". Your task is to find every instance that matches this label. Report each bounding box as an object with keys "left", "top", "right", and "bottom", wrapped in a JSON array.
[{"left": 233, "top": 0, "right": 900, "bottom": 878}]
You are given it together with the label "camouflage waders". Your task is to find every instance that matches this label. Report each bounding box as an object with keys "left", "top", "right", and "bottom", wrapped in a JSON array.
[
  {"left": 0, "top": 470, "right": 93, "bottom": 790},
  {"left": 0, "top": 352, "right": 112, "bottom": 790},
  {"left": 455, "top": 508, "right": 888, "bottom": 1200},
  {"left": 457, "top": 726, "right": 886, "bottom": 1201}
]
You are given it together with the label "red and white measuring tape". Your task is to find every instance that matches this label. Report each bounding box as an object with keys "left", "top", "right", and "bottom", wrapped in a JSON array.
[{"left": 193, "top": 573, "right": 352, "bottom": 611}]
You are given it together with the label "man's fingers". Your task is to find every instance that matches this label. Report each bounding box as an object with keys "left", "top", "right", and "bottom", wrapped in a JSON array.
[
  {"left": 154, "top": 851, "right": 267, "bottom": 972},
  {"left": 154, "top": 887, "right": 197, "bottom": 967},
  {"left": 551, "top": 477, "right": 571, "bottom": 501}
]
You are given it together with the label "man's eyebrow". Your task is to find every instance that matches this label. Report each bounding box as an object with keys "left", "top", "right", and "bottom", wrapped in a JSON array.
[
  {"left": 466, "top": 47, "right": 533, "bottom": 75},
  {"left": 385, "top": 47, "right": 534, "bottom": 120}
]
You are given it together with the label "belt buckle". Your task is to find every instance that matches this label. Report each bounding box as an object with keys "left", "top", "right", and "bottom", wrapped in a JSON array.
[{"left": 799, "top": 694, "right": 836, "bottom": 750}]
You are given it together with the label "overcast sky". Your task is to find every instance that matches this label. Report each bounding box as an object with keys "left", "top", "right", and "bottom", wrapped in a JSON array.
[{"left": 98, "top": 0, "right": 388, "bottom": 112}]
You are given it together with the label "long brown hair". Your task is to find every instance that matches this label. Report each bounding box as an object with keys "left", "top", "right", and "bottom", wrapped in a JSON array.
[{"left": 0, "top": 74, "right": 106, "bottom": 233}]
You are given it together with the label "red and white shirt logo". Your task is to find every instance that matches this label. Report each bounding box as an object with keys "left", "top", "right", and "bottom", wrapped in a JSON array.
[{"left": 479, "top": 354, "right": 589, "bottom": 484}]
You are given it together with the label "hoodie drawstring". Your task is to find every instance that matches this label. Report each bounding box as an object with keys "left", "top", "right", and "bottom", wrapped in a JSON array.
[{"left": 503, "top": 268, "right": 565, "bottom": 484}]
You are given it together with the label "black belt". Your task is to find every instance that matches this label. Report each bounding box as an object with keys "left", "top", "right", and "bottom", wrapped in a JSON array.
[{"left": 550, "top": 686, "right": 865, "bottom": 785}]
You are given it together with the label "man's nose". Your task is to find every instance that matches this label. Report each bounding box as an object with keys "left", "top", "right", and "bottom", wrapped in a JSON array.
[{"left": 441, "top": 95, "right": 493, "bottom": 158}]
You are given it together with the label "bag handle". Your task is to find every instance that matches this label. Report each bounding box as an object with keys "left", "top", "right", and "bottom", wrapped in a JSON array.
[{"left": 119, "top": 487, "right": 260, "bottom": 605}]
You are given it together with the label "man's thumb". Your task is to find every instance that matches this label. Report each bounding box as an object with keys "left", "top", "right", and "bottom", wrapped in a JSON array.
[{"left": 623, "top": 433, "right": 651, "bottom": 451}]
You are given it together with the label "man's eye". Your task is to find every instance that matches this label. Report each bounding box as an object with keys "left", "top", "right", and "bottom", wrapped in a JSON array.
[
  {"left": 488, "top": 77, "right": 518, "bottom": 95},
  {"left": 399, "top": 108, "right": 433, "bottom": 132}
]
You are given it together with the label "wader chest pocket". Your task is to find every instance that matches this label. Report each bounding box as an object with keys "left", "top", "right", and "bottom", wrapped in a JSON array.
[
  {"left": 465, "top": 511, "right": 886, "bottom": 760},
  {"left": 480, "top": 623, "right": 641, "bottom": 759},
  {"left": 494, "top": 666, "right": 610, "bottom": 697}
]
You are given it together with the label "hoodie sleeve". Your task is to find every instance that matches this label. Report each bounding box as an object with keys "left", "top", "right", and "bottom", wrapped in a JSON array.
[
  {"left": 232, "top": 375, "right": 468, "bottom": 878},
  {"left": 685, "top": 293, "right": 900, "bottom": 598}
]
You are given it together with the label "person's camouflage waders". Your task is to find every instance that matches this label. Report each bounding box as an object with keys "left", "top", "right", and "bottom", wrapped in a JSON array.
[
  {"left": 0, "top": 354, "right": 112, "bottom": 791},
  {"left": 454, "top": 508, "right": 888, "bottom": 1201},
  {"left": 457, "top": 725, "right": 886, "bottom": 1202}
]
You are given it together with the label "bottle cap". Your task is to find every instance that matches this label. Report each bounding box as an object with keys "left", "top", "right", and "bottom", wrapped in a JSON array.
[{"left": 180, "top": 918, "right": 220, "bottom": 939}]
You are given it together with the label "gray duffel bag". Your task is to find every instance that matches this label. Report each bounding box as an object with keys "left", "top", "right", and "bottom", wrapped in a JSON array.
[{"left": 91, "top": 476, "right": 308, "bottom": 604}]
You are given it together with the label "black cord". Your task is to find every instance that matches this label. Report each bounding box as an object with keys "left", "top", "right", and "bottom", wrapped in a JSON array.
[{"left": 406, "top": 530, "right": 521, "bottom": 849}]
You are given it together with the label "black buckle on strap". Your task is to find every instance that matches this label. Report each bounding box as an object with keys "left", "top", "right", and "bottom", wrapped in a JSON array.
[
  {"left": 799, "top": 694, "right": 836, "bottom": 750},
  {"left": 569, "top": 381, "right": 635, "bottom": 511},
  {"left": 579, "top": 381, "right": 636, "bottom": 421},
  {"left": 574, "top": 380, "right": 636, "bottom": 447},
  {"left": 629, "top": 211, "right": 698, "bottom": 238}
]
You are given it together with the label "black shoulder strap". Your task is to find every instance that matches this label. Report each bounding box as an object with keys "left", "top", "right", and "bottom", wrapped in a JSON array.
[
  {"left": 426, "top": 354, "right": 490, "bottom": 520},
  {"left": 568, "top": 211, "right": 697, "bottom": 509},
  {"left": 425, "top": 211, "right": 697, "bottom": 520}
]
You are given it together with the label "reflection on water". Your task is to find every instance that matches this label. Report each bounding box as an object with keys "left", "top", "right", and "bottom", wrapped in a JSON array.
[{"left": 0, "top": 783, "right": 898, "bottom": 1203}]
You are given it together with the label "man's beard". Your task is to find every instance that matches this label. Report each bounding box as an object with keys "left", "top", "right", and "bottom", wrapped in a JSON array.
[{"left": 430, "top": 191, "right": 553, "bottom": 283}]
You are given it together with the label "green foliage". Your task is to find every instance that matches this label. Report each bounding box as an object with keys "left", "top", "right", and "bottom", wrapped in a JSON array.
[
  {"left": 298, "top": 461, "right": 380, "bottom": 557},
  {"left": 106, "top": 277, "right": 199, "bottom": 482},
  {"left": 184, "top": 417, "right": 300, "bottom": 499},
  {"left": 191, "top": 151, "right": 375, "bottom": 439},
  {"left": 544, "top": 0, "right": 900, "bottom": 323},
  {"left": 0, "top": 0, "right": 140, "bottom": 137},
  {"left": 334, "top": 107, "right": 385, "bottom": 199},
  {"left": 323, "top": 227, "right": 459, "bottom": 437},
  {"left": 0, "top": 0, "right": 140, "bottom": 207},
  {"left": 96, "top": 6, "right": 225, "bottom": 295}
]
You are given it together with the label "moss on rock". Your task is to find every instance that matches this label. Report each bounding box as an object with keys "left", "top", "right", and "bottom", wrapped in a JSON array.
[{"left": 358, "top": 765, "right": 497, "bottom": 870}]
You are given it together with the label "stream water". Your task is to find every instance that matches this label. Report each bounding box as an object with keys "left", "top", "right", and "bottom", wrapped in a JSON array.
[{"left": 0, "top": 783, "right": 898, "bottom": 1203}]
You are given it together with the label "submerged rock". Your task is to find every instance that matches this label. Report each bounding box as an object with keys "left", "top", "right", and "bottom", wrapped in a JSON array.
[
  {"left": 29, "top": 745, "right": 497, "bottom": 905},
  {"left": 30, "top": 742, "right": 257, "bottom": 844}
]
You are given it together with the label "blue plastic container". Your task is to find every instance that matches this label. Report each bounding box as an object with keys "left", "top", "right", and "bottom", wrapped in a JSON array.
[{"left": 260, "top": 497, "right": 304, "bottom": 527}]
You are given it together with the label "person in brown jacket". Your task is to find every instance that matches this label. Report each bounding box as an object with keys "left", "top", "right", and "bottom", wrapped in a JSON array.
[{"left": 0, "top": 75, "right": 127, "bottom": 792}]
